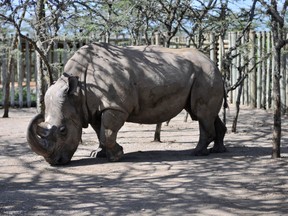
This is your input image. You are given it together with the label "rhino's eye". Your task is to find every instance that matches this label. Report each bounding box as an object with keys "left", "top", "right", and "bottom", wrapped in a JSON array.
[{"left": 59, "top": 125, "right": 67, "bottom": 136}]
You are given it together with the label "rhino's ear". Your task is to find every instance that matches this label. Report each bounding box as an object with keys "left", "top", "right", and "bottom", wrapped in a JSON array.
[{"left": 68, "top": 76, "right": 79, "bottom": 95}]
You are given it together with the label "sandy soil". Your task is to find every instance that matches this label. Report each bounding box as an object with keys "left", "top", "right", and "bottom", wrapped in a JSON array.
[{"left": 0, "top": 105, "right": 288, "bottom": 216}]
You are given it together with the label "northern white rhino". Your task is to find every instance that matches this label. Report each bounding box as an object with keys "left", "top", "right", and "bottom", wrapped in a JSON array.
[{"left": 27, "top": 43, "right": 227, "bottom": 165}]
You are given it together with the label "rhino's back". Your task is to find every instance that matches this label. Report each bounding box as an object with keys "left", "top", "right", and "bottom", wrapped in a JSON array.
[{"left": 67, "top": 43, "right": 216, "bottom": 124}]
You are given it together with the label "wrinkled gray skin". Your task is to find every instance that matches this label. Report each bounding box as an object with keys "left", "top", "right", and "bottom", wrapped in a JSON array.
[{"left": 27, "top": 43, "right": 227, "bottom": 166}]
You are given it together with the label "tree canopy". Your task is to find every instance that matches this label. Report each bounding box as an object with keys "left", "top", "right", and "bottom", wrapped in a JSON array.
[{"left": 0, "top": 0, "right": 270, "bottom": 44}]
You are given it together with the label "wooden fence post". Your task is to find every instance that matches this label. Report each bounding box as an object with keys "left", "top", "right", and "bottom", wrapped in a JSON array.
[
  {"left": 256, "top": 32, "right": 262, "bottom": 109},
  {"left": 33, "top": 51, "right": 37, "bottom": 99},
  {"left": 231, "top": 31, "right": 237, "bottom": 104},
  {"left": 285, "top": 48, "right": 288, "bottom": 112},
  {"left": 0, "top": 36, "right": 1, "bottom": 84},
  {"left": 236, "top": 32, "right": 241, "bottom": 101},
  {"left": 285, "top": 32, "right": 288, "bottom": 112},
  {"left": 281, "top": 46, "right": 287, "bottom": 113},
  {"left": 10, "top": 60, "right": 15, "bottom": 107},
  {"left": 72, "top": 40, "right": 77, "bottom": 52},
  {"left": 17, "top": 35, "right": 23, "bottom": 108},
  {"left": 155, "top": 32, "right": 160, "bottom": 46},
  {"left": 261, "top": 31, "right": 267, "bottom": 109},
  {"left": 218, "top": 36, "right": 224, "bottom": 72},
  {"left": 228, "top": 32, "right": 233, "bottom": 103},
  {"left": 249, "top": 31, "right": 256, "bottom": 108},
  {"left": 241, "top": 34, "right": 245, "bottom": 105},
  {"left": 242, "top": 33, "right": 248, "bottom": 106},
  {"left": 8, "top": 35, "right": 15, "bottom": 107},
  {"left": 266, "top": 31, "right": 272, "bottom": 109},
  {"left": 186, "top": 36, "right": 190, "bottom": 48},
  {"left": 25, "top": 35, "right": 31, "bottom": 107},
  {"left": 209, "top": 33, "right": 216, "bottom": 62},
  {"left": 63, "top": 39, "right": 68, "bottom": 65},
  {"left": 151, "top": 33, "right": 155, "bottom": 45},
  {"left": 271, "top": 32, "right": 275, "bottom": 108},
  {"left": 1, "top": 38, "right": 7, "bottom": 106},
  {"left": 53, "top": 40, "right": 60, "bottom": 78}
]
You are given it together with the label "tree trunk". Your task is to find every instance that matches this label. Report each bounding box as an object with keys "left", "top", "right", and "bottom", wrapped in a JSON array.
[
  {"left": 232, "top": 82, "right": 244, "bottom": 132},
  {"left": 35, "top": 0, "right": 48, "bottom": 114},
  {"left": 272, "top": 47, "right": 281, "bottom": 158},
  {"left": 36, "top": 51, "right": 46, "bottom": 114},
  {"left": 249, "top": 31, "right": 256, "bottom": 108},
  {"left": 2, "top": 34, "right": 18, "bottom": 118}
]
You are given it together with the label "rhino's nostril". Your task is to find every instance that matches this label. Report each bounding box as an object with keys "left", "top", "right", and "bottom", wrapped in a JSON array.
[{"left": 55, "top": 155, "right": 70, "bottom": 165}]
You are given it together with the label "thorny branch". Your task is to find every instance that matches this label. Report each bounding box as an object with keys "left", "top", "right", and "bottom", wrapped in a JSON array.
[{"left": 226, "top": 52, "right": 271, "bottom": 93}]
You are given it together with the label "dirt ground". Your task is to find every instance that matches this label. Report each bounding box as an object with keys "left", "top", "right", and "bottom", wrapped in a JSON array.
[{"left": 0, "top": 105, "right": 288, "bottom": 216}]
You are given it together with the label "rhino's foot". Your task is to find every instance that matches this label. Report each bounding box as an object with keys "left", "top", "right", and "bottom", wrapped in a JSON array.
[
  {"left": 191, "top": 148, "right": 210, "bottom": 156},
  {"left": 210, "top": 145, "right": 227, "bottom": 153},
  {"left": 90, "top": 148, "right": 107, "bottom": 158},
  {"left": 106, "top": 144, "right": 124, "bottom": 162}
]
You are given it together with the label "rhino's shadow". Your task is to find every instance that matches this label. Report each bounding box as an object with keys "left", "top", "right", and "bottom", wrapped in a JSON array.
[
  {"left": 66, "top": 146, "right": 284, "bottom": 167},
  {"left": 68, "top": 149, "right": 193, "bottom": 167}
]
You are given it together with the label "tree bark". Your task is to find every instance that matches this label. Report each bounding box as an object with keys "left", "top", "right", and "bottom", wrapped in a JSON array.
[
  {"left": 232, "top": 82, "right": 244, "bottom": 132},
  {"left": 259, "top": 0, "right": 288, "bottom": 159},
  {"left": 36, "top": 51, "right": 46, "bottom": 114},
  {"left": 272, "top": 46, "right": 281, "bottom": 158},
  {"left": 35, "top": 0, "right": 47, "bottom": 114}
]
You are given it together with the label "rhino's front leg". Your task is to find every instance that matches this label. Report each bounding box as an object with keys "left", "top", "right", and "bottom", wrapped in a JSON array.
[
  {"left": 99, "top": 109, "right": 127, "bottom": 162},
  {"left": 90, "top": 121, "right": 107, "bottom": 158}
]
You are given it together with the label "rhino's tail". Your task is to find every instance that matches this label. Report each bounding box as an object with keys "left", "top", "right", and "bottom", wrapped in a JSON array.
[{"left": 223, "top": 84, "right": 229, "bottom": 109}]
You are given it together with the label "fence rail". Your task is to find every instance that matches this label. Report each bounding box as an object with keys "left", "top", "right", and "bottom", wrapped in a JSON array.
[{"left": 0, "top": 32, "right": 287, "bottom": 112}]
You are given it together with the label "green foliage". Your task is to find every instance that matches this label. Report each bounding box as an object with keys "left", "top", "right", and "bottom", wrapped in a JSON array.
[
  {"left": 15, "top": 87, "right": 36, "bottom": 102},
  {"left": 0, "top": 87, "right": 36, "bottom": 107}
]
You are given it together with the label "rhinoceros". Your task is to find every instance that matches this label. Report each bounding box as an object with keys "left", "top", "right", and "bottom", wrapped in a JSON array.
[{"left": 27, "top": 42, "right": 227, "bottom": 165}]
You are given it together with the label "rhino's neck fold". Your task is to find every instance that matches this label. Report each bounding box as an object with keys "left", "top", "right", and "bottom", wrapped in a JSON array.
[{"left": 77, "top": 67, "right": 90, "bottom": 128}]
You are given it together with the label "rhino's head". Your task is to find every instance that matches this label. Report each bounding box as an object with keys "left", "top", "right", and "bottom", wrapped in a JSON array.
[{"left": 27, "top": 75, "right": 83, "bottom": 165}]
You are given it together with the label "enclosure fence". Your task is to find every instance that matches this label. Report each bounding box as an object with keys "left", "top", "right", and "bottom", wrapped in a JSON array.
[{"left": 0, "top": 31, "right": 287, "bottom": 112}]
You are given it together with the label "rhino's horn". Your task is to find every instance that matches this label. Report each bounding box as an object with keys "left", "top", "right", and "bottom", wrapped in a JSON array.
[{"left": 27, "top": 114, "right": 53, "bottom": 156}]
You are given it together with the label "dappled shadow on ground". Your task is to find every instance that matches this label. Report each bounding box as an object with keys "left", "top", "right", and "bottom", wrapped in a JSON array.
[{"left": 1, "top": 139, "right": 288, "bottom": 215}]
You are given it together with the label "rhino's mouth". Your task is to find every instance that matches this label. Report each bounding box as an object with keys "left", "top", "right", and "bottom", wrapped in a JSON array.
[{"left": 44, "top": 153, "right": 72, "bottom": 166}]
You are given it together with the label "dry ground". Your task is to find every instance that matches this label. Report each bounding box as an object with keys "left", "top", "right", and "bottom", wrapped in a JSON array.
[{"left": 0, "top": 105, "right": 288, "bottom": 215}]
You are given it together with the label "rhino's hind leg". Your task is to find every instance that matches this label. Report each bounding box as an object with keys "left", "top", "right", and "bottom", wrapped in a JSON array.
[
  {"left": 192, "top": 119, "right": 215, "bottom": 156},
  {"left": 100, "top": 109, "right": 127, "bottom": 162},
  {"left": 210, "top": 116, "right": 227, "bottom": 153}
]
